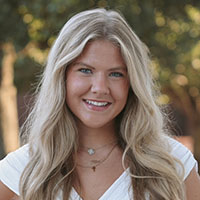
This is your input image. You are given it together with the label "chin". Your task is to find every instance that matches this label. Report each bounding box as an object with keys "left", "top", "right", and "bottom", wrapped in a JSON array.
[{"left": 81, "top": 119, "right": 114, "bottom": 129}]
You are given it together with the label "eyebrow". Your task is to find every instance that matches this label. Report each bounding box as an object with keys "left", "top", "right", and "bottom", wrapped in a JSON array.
[
  {"left": 72, "top": 62, "right": 127, "bottom": 71},
  {"left": 72, "top": 62, "right": 95, "bottom": 69},
  {"left": 108, "top": 66, "right": 127, "bottom": 72}
]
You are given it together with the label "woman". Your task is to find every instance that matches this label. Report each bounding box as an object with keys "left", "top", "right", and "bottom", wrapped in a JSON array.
[{"left": 0, "top": 8, "right": 200, "bottom": 200}]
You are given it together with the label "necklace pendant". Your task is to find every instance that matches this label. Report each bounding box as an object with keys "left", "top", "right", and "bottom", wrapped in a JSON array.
[
  {"left": 88, "top": 148, "right": 95, "bottom": 155},
  {"left": 92, "top": 166, "right": 96, "bottom": 172}
]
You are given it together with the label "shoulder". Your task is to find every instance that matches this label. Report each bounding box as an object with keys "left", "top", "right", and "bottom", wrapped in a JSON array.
[
  {"left": 184, "top": 167, "right": 200, "bottom": 200},
  {"left": 165, "top": 136, "right": 198, "bottom": 180},
  {"left": 0, "top": 144, "right": 30, "bottom": 195},
  {"left": 0, "top": 144, "right": 29, "bottom": 172}
]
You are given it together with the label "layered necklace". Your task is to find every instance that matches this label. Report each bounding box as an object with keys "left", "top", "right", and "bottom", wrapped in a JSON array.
[
  {"left": 80, "top": 140, "right": 117, "bottom": 156},
  {"left": 77, "top": 141, "right": 118, "bottom": 172}
]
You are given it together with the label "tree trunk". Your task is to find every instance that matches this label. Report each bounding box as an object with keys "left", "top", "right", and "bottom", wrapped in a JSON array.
[
  {"left": 0, "top": 42, "right": 19, "bottom": 153},
  {"left": 163, "top": 86, "right": 200, "bottom": 168}
]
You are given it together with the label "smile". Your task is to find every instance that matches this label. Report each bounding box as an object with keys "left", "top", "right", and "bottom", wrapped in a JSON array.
[{"left": 84, "top": 99, "right": 111, "bottom": 107}]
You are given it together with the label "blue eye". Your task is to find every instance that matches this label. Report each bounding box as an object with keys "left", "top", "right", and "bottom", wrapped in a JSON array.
[
  {"left": 79, "top": 68, "right": 92, "bottom": 74},
  {"left": 110, "top": 72, "right": 124, "bottom": 77}
]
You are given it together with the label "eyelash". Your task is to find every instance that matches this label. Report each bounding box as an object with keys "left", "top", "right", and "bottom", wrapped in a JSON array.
[
  {"left": 78, "top": 68, "right": 124, "bottom": 77},
  {"left": 78, "top": 68, "right": 92, "bottom": 74},
  {"left": 109, "top": 72, "right": 124, "bottom": 77}
]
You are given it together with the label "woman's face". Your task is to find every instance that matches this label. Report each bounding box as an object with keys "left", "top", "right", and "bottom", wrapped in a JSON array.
[{"left": 66, "top": 40, "right": 129, "bottom": 129}]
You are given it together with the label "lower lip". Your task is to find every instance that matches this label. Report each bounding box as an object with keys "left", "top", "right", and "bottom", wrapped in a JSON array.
[{"left": 83, "top": 101, "right": 111, "bottom": 111}]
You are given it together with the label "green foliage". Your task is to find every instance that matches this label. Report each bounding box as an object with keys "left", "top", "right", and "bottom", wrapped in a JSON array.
[
  {"left": 1, "top": 0, "right": 200, "bottom": 100},
  {"left": 18, "top": 0, "right": 97, "bottom": 48},
  {"left": 1, "top": 0, "right": 200, "bottom": 163},
  {"left": 0, "top": 0, "right": 29, "bottom": 50},
  {"left": 14, "top": 56, "right": 42, "bottom": 93}
]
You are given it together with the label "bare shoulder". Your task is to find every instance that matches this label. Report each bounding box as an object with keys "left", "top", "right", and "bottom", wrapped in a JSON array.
[
  {"left": 0, "top": 181, "right": 19, "bottom": 200},
  {"left": 184, "top": 167, "right": 200, "bottom": 200}
]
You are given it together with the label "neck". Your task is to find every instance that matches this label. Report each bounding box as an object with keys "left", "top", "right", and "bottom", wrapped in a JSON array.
[{"left": 77, "top": 122, "right": 117, "bottom": 148}]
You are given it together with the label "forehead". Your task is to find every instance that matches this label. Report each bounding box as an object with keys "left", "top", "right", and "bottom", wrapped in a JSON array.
[{"left": 74, "top": 39, "right": 126, "bottom": 68}]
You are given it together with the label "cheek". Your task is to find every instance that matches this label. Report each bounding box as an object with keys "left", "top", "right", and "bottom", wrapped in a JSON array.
[
  {"left": 112, "top": 81, "right": 129, "bottom": 102},
  {"left": 66, "top": 76, "right": 90, "bottom": 100}
]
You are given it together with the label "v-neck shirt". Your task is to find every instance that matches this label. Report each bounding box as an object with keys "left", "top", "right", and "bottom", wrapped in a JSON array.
[
  {"left": 0, "top": 137, "right": 198, "bottom": 199},
  {"left": 70, "top": 168, "right": 132, "bottom": 200}
]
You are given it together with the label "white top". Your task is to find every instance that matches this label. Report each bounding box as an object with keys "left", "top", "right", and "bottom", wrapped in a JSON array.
[{"left": 0, "top": 137, "right": 198, "bottom": 199}]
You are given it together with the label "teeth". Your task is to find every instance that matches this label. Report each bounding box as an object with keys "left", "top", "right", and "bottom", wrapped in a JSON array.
[{"left": 85, "top": 100, "right": 109, "bottom": 107}]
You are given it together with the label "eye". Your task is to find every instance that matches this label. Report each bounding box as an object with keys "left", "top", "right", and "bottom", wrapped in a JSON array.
[
  {"left": 78, "top": 68, "right": 92, "bottom": 74},
  {"left": 109, "top": 72, "right": 124, "bottom": 77}
]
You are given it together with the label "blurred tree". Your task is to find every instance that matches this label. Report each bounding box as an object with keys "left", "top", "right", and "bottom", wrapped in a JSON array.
[
  {"left": 0, "top": 43, "right": 19, "bottom": 153},
  {"left": 0, "top": 0, "right": 30, "bottom": 153},
  {"left": 0, "top": 0, "right": 200, "bottom": 164}
]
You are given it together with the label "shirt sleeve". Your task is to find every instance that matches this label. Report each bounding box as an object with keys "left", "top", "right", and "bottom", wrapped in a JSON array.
[
  {"left": 0, "top": 144, "right": 29, "bottom": 195},
  {"left": 167, "top": 137, "right": 198, "bottom": 180}
]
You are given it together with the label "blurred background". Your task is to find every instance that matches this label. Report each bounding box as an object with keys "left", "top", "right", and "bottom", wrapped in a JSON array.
[{"left": 0, "top": 0, "right": 200, "bottom": 168}]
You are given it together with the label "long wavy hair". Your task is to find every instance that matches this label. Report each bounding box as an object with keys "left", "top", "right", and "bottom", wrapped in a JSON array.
[{"left": 19, "top": 8, "right": 185, "bottom": 200}]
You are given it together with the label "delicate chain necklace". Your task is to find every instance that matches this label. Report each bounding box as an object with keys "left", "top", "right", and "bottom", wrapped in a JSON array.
[
  {"left": 79, "top": 140, "right": 117, "bottom": 156},
  {"left": 77, "top": 143, "right": 117, "bottom": 172}
]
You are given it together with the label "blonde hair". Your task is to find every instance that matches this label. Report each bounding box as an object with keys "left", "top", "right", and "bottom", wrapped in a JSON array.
[{"left": 20, "top": 8, "right": 185, "bottom": 200}]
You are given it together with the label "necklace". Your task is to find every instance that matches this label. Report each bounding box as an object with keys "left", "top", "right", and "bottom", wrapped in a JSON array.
[
  {"left": 77, "top": 143, "right": 117, "bottom": 172},
  {"left": 80, "top": 140, "right": 117, "bottom": 156}
]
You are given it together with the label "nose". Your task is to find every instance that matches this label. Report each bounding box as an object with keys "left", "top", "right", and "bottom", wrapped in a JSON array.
[{"left": 91, "top": 73, "right": 110, "bottom": 95}]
